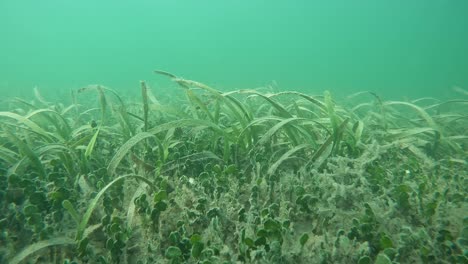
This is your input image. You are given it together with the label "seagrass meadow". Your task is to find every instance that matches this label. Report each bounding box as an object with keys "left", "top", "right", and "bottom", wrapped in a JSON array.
[{"left": 0, "top": 71, "right": 467, "bottom": 264}]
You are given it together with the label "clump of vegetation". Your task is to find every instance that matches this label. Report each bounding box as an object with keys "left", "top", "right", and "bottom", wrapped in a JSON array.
[{"left": 0, "top": 72, "right": 467, "bottom": 263}]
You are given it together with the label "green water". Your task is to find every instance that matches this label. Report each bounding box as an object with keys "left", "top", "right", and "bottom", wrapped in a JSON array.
[
  {"left": 1, "top": 2, "right": 467, "bottom": 263},
  {"left": 1, "top": 0, "right": 467, "bottom": 99}
]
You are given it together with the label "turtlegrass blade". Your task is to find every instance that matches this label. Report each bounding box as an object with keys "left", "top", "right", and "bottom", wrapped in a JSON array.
[
  {"left": 155, "top": 72, "right": 252, "bottom": 133},
  {"left": 78, "top": 85, "right": 110, "bottom": 125},
  {"left": 352, "top": 120, "right": 364, "bottom": 143},
  {"left": 423, "top": 99, "right": 468, "bottom": 110},
  {"left": 324, "top": 91, "right": 340, "bottom": 136},
  {"left": 384, "top": 101, "right": 438, "bottom": 129},
  {"left": 387, "top": 127, "right": 437, "bottom": 140},
  {"left": 173, "top": 78, "right": 222, "bottom": 97},
  {"left": 84, "top": 127, "right": 100, "bottom": 160},
  {"left": 0, "top": 112, "right": 53, "bottom": 141},
  {"left": 162, "top": 151, "right": 221, "bottom": 174},
  {"left": 107, "top": 132, "right": 158, "bottom": 176},
  {"left": 311, "top": 118, "right": 350, "bottom": 168},
  {"left": 0, "top": 145, "right": 19, "bottom": 164},
  {"left": 141, "top": 81, "right": 149, "bottom": 132},
  {"left": 76, "top": 174, "right": 156, "bottom": 241},
  {"left": 268, "top": 143, "right": 311, "bottom": 176},
  {"left": 62, "top": 200, "right": 80, "bottom": 224},
  {"left": 97, "top": 86, "right": 107, "bottom": 124},
  {"left": 277, "top": 91, "right": 327, "bottom": 113},
  {"left": 154, "top": 69, "right": 179, "bottom": 79},
  {"left": 9, "top": 237, "right": 75, "bottom": 264},
  {"left": 11, "top": 97, "right": 37, "bottom": 110},
  {"left": 127, "top": 184, "right": 146, "bottom": 230},
  {"left": 186, "top": 89, "right": 215, "bottom": 122},
  {"left": 25, "top": 108, "right": 72, "bottom": 141},
  {"left": 237, "top": 116, "right": 285, "bottom": 147},
  {"left": 257, "top": 117, "right": 305, "bottom": 146},
  {"left": 4, "top": 129, "right": 46, "bottom": 178},
  {"left": 35, "top": 143, "right": 77, "bottom": 176},
  {"left": 33, "top": 87, "right": 50, "bottom": 106},
  {"left": 149, "top": 119, "right": 225, "bottom": 135},
  {"left": 331, "top": 117, "right": 350, "bottom": 154},
  {"left": 7, "top": 156, "right": 27, "bottom": 177},
  {"left": 243, "top": 91, "right": 292, "bottom": 118},
  {"left": 385, "top": 101, "right": 442, "bottom": 153}
]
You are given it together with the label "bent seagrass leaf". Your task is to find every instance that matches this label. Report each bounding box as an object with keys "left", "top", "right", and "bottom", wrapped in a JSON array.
[
  {"left": 84, "top": 127, "right": 100, "bottom": 160},
  {"left": 4, "top": 129, "right": 46, "bottom": 178},
  {"left": 257, "top": 117, "right": 306, "bottom": 146},
  {"left": 277, "top": 91, "right": 327, "bottom": 113},
  {"left": 62, "top": 200, "right": 80, "bottom": 224},
  {"left": 107, "top": 132, "right": 159, "bottom": 176},
  {"left": 242, "top": 91, "right": 292, "bottom": 118},
  {"left": 352, "top": 120, "right": 364, "bottom": 143},
  {"left": 25, "top": 108, "right": 72, "bottom": 140},
  {"left": 154, "top": 69, "right": 179, "bottom": 79},
  {"left": 186, "top": 89, "right": 215, "bottom": 121},
  {"left": 161, "top": 151, "right": 221, "bottom": 174},
  {"left": 268, "top": 143, "right": 311, "bottom": 176},
  {"left": 76, "top": 174, "right": 156, "bottom": 241},
  {"left": 35, "top": 143, "right": 77, "bottom": 175},
  {"left": 311, "top": 117, "right": 349, "bottom": 166},
  {"left": 148, "top": 119, "right": 225, "bottom": 136},
  {"left": 11, "top": 97, "right": 37, "bottom": 110},
  {"left": 237, "top": 116, "right": 284, "bottom": 146},
  {"left": 0, "top": 112, "right": 52, "bottom": 141},
  {"left": 0, "top": 145, "right": 19, "bottom": 164},
  {"left": 384, "top": 101, "right": 438, "bottom": 129},
  {"left": 387, "top": 127, "right": 436, "bottom": 140},
  {"left": 127, "top": 184, "right": 146, "bottom": 230},
  {"left": 9, "top": 237, "right": 75, "bottom": 264},
  {"left": 324, "top": 91, "right": 340, "bottom": 136},
  {"left": 423, "top": 99, "right": 468, "bottom": 111},
  {"left": 141, "top": 81, "right": 149, "bottom": 132}
]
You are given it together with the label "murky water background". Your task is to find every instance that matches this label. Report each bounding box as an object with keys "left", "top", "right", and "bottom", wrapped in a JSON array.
[{"left": 1, "top": 1, "right": 467, "bottom": 100}]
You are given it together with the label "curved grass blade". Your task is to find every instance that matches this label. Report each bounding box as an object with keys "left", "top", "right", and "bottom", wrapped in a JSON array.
[
  {"left": 35, "top": 143, "right": 77, "bottom": 175},
  {"left": 268, "top": 143, "right": 311, "bottom": 176},
  {"left": 243, "top": 91, "right": 292, "bottom": 118},
  {"left": 154, "top": 69, "right": 179, "bottom": 79},
  {"left": 384, "top": 101, "right": 438, "bottom": 129},
  {"left": 162, "top": 151, "right": 221, "bottom": 174},
  {"left": 257, "top": 117, "right": 305, "bottom": 146},
  {"left": 4, "top": 129, "right": 46, "bottom": 178},
  {"left": 9, "top": 237, "right": 75, "bottom": 264},
  {"left": 107, "top": 132, "right": 158, "bottom": 176},
  {"left": 62, "top": 200, "right": 80, "bottom": 224},
  {"left": 78, "top": 85, "right": 110, "bottom": 125},
  {"left": 423, "top": 99, "right": 468, "bottom": 110},
  {"left": 84, "top": 127, "right": 100, "bottom": 160},
  {"left": 186, "top": 89, "right": 215, "bottom": 121},
  {"left": 127, "top": 184, "right": 146, "bottom": 230},
  {"left": 25, "top": 108, "right": 72, "bottom": 140},
  {"left": 141, "top": 81, "right": 149, "bottom": 132},
  {"left": 76, "top": 174, "right": 156, "bottom": 241},
  {"left": 237, "top": 116, "right": 284, "bottom": 147},
  {"left": 277, "top": 91, "right": 327, "bottom": 113},
  {"left": 0, "top": 146, "right": 19, "bottom": 164},
  {"left": 149, "top": 119, "right": 225, "bottom": 135},
  {"left": 311, "top": 118, "right": 350, "bottom": 168},
  {"left": 0, "top": 112, "right": 52, "bottom": 141},
  {"left": 324, "top": 91, "right": 340, "bottom": 135},
  {"left": 387, "top": 127, "right": 436, "bottom": 140}
]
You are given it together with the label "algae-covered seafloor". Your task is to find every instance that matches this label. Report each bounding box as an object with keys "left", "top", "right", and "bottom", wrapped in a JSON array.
[{"left": 0, "top": 72, "right": 467, "bottom": 264}]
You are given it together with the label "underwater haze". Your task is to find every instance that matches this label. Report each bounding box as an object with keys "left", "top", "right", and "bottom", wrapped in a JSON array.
[
  {"left": 1, "top": 1, "right": 468, "bottom": 263},
  {"left": 1, "top": 0, "right": 468, "bottom": 99}
]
